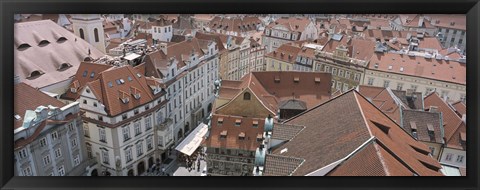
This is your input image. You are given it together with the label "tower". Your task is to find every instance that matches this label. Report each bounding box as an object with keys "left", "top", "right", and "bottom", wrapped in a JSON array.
[
  {"left": 151, "top": 16, "right": 173, "bottom": 42},
  {"left": 71, "top": 14, "right": 106, "bottom": 53}
]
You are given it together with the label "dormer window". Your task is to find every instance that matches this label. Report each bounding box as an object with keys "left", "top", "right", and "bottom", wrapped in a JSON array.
[
  {"left": 29, "top": 70, "right": 43, "bottom": 78},
  {"left": 220, "top": 130, "right": 227, "bottom": 139},
  {"left": 131, "top": 87, "right": 141, "bottom": 100},
  {"left": 90, "top": 72, "right": 95, "bottom": 78},
  {"left": 57, "top": 37, "right": 67, "bottom": 43},
  {"left": 256, "top": 133, "right": 263, "bottom": 142},
  {"left": 217, "top": 117, "right": 224, "bottom": 125},
  {"left": 119, "top": 90, "right": 130, "bottom": 104},
  {"left": 17, "top": 43, "right": 31, "bottom": 50},
  {"left": 58, "top": 63, "right": 71, "bottom": 70},
  {"left": 235, "top": 119, "right": 241, "bottom": 126},
  {"left": 83, "top": 70, "right": 88, "bottom": 77},
  {"left": 121, "top": 97, "right": 130, "bottom": 104},
  {"left": 38, "top": 40, "right": 50, "bottom": 47},
  {"left": 293, "top": 77, "right": 300, "bottom": 83},
  {"left": 252, "top": 120, "right": 258, "bottom": 128},
  {"left": 238, "top": 132, "right": 245, "bottom": 140},
  {"left": 71, "top": 88, "right": 77, "bottom": 93},
  {"left": 314, "top": 77, "right": 321, "bottom": 83},
  {"left": 427, "top": 124, "right": 435, "bottom": 141}
]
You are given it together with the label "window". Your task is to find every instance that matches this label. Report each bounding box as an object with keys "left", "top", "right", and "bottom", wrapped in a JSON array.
[
  {"left": 94, "top": 28, "right": 99, "bottom": 42},
  {"left": 79, "top": 28, "right": 84, "bottom": 39},
  {"left": 102, "top": 150, "right": 109, "bottom": 164},
  {"left": 324, "top": 66, "right": 330, "bottom": 72},
  {"left": 40, "top": 138, "right": 47, "bottom": 147},
  {"left": 396, "top": 83, "right": 403, "bottom": 90},
  {"left": 22, "top": 167, "right": 32, "bottom": 176},
  {"left": 134, "top": 109, "right": 139, "bottom": 115},
  {"left": 445, "top": 153, "right": 453, "bottom": 161},
  {"left": 156, "top": 110, "right": 164, "bottom": 124},
  {"left": 71, "top": 138, "right": 78, "bottom": 148},
  {"left": 429, "top": 147, "right": 435, "bottom": 155},
  {"left": 368, "top": 78, "right": 374, "bottom": 85},
  {"left": 68, "top": 122, "right": 75, "bottom": 132},
  {"left": 411, "top": 85, "right": 418, "bottom": 92},
  {"left": 345, "top": 71, "right": 351, "bottom": 79},
  {"left": 331, "top": 80, "right": 335, "bottom": 88},
  {"left": 243, "top": 92, "right": 251, "bottom": 100},
  {"left": 43, "top": 155, "right": 51, "bottom": 166},
  {"left": 84, "top": 125, "right": 90, "bottom": 137},
  {"left": 145, "top": 104, "right": 150, "bottom": 110},
  {"left": 51, "top": 131, "right": 58, "bottom": 141},
  {"left": 147, "top": 137, "right": 153, "bottom": 150},
  {"left": 383, "top": 80, "right": 390, "bottom": 88},
  {"left": 343, "top": 83, "right": 349, "bottom": 92},
  {"left": 93, "top": 102, "right": 97, "bottom": 107},
  {"left": 336, "top": 81, "right": 342, "bottom": 91},
  {"left": 82, "top": 70, "right": 88, "bottom": 77},
  {"left": 354, "top": 73, "right": 361, "bottom": 81},
  {"left": 338, "top": 69, "right": 344, "bottom": 77},
  {"left": 90, "top": 72, "right": 95, "bottom": 78},
  {"left": 123, "top": 126, "right": 131, "bottom": 141},
  {"left": 134, "top": 121, "right": 141, "bottom": 136},
  {"left": 99, "top": 128, "right": 106, "bottom": 143},
  {"left": 136, "top": 143, "right": 143, "bottom": 156},
  {"left": 58, "top": 165, "right": 65, "bottom": 176},
  {"left": 86, "top": 145, "right": 92, "bottom": 159},
  {"left": 83, "top": 99, "right": 87, "bottom": 104},
  {"left": 456, "top": 155, "right": 464, "bottom": 163},
  {"left": 125, "top": 148, "right": 133, "bottom": 163},
  {"left": 145, "top": 116, "right": 152, "bottom": 131},
  {"left": 55, "top": 148, "right": 62, "bottom": 158},
  {"left": 332, "top": 68, "right": 337, "bottom": 76},
  {"left": 122, "top": 114, "right": 128, "bottom": 120},
  {"left": 74, "top": 155, "right": 80, "bottom": 166}
]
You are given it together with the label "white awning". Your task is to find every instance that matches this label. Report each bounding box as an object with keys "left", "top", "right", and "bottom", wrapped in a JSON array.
[
  {"left": 175, "top": 123, "right": 209, "bottom": 156},
  {"left": 124, "top": 53, "right": 141, "bottom": 61}
]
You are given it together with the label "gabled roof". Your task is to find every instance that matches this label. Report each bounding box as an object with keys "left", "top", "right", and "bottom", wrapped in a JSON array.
[
  {"left": 84, "top": 65, "right": 163, "bottom": 117},
  {"left": 267, "top": 17, "right": 312, "bottom": 33},
  {"left": 14, "top": 20, "right": 104, "bottom": 89},
  {"left": 209, "top": 16, "right": 261, "bottom": 34},
  {"left": 62, "top": 62, "right": 113, "bottom": 100},
  {"left": 271, "top": 123, "right": 305, "bottom": 141},
  {"left": 265, "top": 43, "right": 301, "bottom": 64},
  {"left": 263, "top": 154, "right": 304, "bottom": 176},
  {"left": 424, "top": 92, "right": 465, "bottom": 150},
  {"left": 14, "top": 83, "right": 66, "bottom": 130},
  {"left": 265, "top": 90, "right": 443, "bottom": 176},
  {"left": 451, "top": 101, "right": 466, "bottom": 117}
]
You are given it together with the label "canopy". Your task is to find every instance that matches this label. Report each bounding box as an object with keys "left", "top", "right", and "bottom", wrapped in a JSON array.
[{"left": 175, "top": 123, "right": 209, "bottom": 156}]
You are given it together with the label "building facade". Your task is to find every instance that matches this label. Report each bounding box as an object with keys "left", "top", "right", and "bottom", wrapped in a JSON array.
[
  {"left": 71, "top": 14, "right": 107, "bottom": 53},
  {"left": 262, "top": 17, "right": 318, "bottom": 52}
]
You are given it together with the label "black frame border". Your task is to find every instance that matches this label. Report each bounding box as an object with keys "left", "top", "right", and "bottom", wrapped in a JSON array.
[{"left": 1, "top": 0, "right": 479, "bottom": 190}]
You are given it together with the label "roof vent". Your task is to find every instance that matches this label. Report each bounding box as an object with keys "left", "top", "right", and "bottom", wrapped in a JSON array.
[
  {"left": 314, "top": 77, "right": 321, "bottom": 83},
  {"left": 17, "top": 43, "right": 31, "bottom": 50},
  {"left": 38, "top": 40, "right": 50, "bottom": 47},
  {"left": 293, "top": 77, "right": 300, "bottom": 83}
]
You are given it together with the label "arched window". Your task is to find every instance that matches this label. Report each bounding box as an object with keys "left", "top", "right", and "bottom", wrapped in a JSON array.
[
  {"left": 79, "top": 28, "right": 85, "bottom": 39},
  {"left": 243, "top": 92, "right": 251, "bottom": 100},
  {"left": 94, "top": 28, "right": 99, "bottom": 42}
]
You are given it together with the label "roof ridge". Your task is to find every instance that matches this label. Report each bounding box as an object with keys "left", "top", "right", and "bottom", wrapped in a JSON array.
[{"left": 445, "top": 121, "right": 464, "bottom": 143}]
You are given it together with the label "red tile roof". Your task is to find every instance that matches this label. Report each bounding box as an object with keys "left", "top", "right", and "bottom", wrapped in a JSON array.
[
  {"left": 209, "top": 16, "right": 261, "bottom": 34},
  {"left": 369, "top": 53, "right": 466, "bottom": 85},
  {"left": 424, "top": 92, "right": 465, "bottom": 149},
  {"left": 84, "top": 65, "right": 164, "bottom": 117},
  {"left": 204, "top": 114, "right": 264, "bottom": 151},
  {"left": 62, "top": 62, "right": 113, "bottom": 100},
  {"left": 426, "top": 14, "right": 466, "bottom": 30},
  {"left": 14, "top": 83, "right": 66, "bottom": 130},
  {"left": 265, "top": 43, "right": 301, "bottom": 64},
  {"left": 451, "top": 101, "right": 466, "bottom": 116},
  {"left": 266, "top": 90, "right": 442, "bottom": 176},
  {"left": 267, "top": 17, "right": 312, "bottom": 33}
]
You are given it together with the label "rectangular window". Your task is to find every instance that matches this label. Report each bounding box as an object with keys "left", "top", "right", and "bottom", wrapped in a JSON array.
[
  {"left": 40, "top": 137, "right": 47, "bottom": 147},
  {"left": 345, "top": 71, "right": 351, "bottom": 79},
  {"left": 58, "top": 165, "right": 65, "bottom": 176},
  {"left": 43, "top": 155, "right": 51, "bottom": 166},
  {"left": 123, "top": 126, "right": 131, "bottom": 142},
  {"left": 147, "top": 137, "right": 153, "bottom": 150},
  {"left": 68, "top": 122, "right": 75, "bottom": 132},
  {"left": 368, "top": 78, "right": 374, "bottom": 85},
  {"left": 354, "top": 73, "right": 361, "bottom": 81},
  {"left": 336, "top": 81, "right": 342, "bottom": 91},
  {"left": 456, "top": 155, "right": 464, "bottom": 163},
  {"left": 134, "top": 121, "right": 141, "bottom": 136},
  {"left": 134, "top": 109, "right": 139, "bottom": 115},
  {"left": 145, "top": 116, "right": 152, "bottom": 131},
  {"left": 383, "top": 80, "right": 390, "bottom": 88},
  {"left": 343, "top": 83, "right": 349, "bottom": 92},
  {"left": 55, "top": 148, "right": 62, "bottom": 158},
  {"left": 73, "top": 155, "right": 80, "bottom": 166},
  {"left": 136, "top": 143, "right": 143, "bottom": 156},
  {"left": 396, "top": 83, "right": 403, "bottom": 90},
  {"left": 102, "top": 150, "right": 109, "bottom": 164},
  {"left": 332, "top": 68, "right": 337, "bottom": 76},
  {"left": 84, "top": 124, "right": 90, "bottom": 137},
  {"left": 126, "top": 148, "right": 133, "bottom": 163},
  {"left": 122, "top": 114, "right": 128, "bottom": 120},
  {"left": 23, "top": 166, "right": 32, "bottom": 176},
  {"left": 71, "top": 138, "right": 78, "bottom": 148},
  {"left": 51, "top": 131, "right": 58, "bottom": 141},
  {"left": 338, "top": 69, "right": 344, "bottom": 77},
  {"left": 86, "top": 146, "right": 93, "bottom": 159},
  {"left": 445, "top": 153, "right": 453, "bottom": 161},
  {"left": 99, "top": 128, "right": 106, "bottom": 143}
]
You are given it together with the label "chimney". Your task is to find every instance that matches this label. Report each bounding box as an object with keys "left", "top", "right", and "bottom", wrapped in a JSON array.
[
  {"left": 429, "top": 106, "right": 438, "bottom": 113},
  {"left": 160, "top": 42, "right": 167, "bottom": 55}
]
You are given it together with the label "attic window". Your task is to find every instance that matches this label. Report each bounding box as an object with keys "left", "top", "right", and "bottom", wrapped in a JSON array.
[
  {"left": 57, "top": 37, "right": 67, "bottom": 43},
  {"left": 274, "top": 76, "right": 280, "bottom": 83},
  {"left": 14, "top": 114, "right": 22, "bottom": 120},
  {"left": 84, "top": 57, "right": 93, "bottom": 62},
  {"left": 427, "top": 124, "right": 434, "bottom": 132},
  {"left": 252, "top": 120, "right": 259, "bottom": 128},
  {"left": 314, "top": 77, "right": 321, "bottom": 83},
  {"left": 137, "top": 73, "right": 142, "bottom": 78},
  {"left": 235, "top": 119, "right": 241, "bottom": 126},
  {"left": 460, "top": 132, "right": 466, "bottom": 142},
  {"left": 121, "top": 97, "right": 130, "bottom": 104},
  {"left": 220, "top": 130, "right": 228, "bottom": 139},
  {"left": 238, "top": 132, "right": 246, "bottom": 140},
  {"left": 388, "top": 65, "right": 393, "bottom": 70},
  {"left": 29, "top": 70, "right": 43, "bottom": 78},
  {"left": 108, "top": 82, "right": 113, "bottom": 88},
  {"left": 410, "top": 145, "right": 430, "bottom": 156},
  {"left": 217, "top": 117, "right": 224, "bottom": 125},
  {"left": 256, "top": 134, "right": 263, "bottom": 141},
  {"left": 17, "top": 43, "right": 31, "bottom": 50},
  {"left": 128, "top": 76, "right": 133, "bottom": 81},
  {"left": 409, "top": 121, "right": 417, "bottom": 130},
  {"left": 293, "top": 77, "right": 300, "bottom": 83},
  {"left": 90, "top": 72, "right": 95, "bottom": 78},
  {"left": 58, "top": 63, "right": 71, "bottom": 70},
  {"left": 38, "top": 40, "right": 50, "bottom": 47},
  {"left": 83, "top": 70, "right": 88, "bottom": 77}
]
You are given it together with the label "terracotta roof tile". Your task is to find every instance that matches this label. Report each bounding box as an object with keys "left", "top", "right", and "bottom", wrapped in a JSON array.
[
  {"left": 271, "top": 123, "right": 305, "bottom": 141},
  {"left": 369, "top": 53, "right": 466, "bottom": 85},
  {"left": 267, "top": 17, "right": 312, "bottom": 33},
  {"left": 401, "top": 110, "right": 443, "bottom": 143},
  {"left": 451, "top": 101, "right": 466, "bottom": 116},
  {"left": 263, "top": 154, "right": 304, "bottom": 176},
  {"left": 62, "top": 62, "right": 113, "bottom": 100}
]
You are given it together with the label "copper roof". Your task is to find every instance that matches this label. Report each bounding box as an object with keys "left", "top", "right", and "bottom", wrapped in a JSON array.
[
  {"left": 424, "top": 92, "right": 466, "bottom": 149},
  {"left": 14, "top": 83, "right": 66, "bottom": 130},
  {"left": 267, "top": 90, "right": 443, "bottom": 176},
  {"left": 368, "top": 53, "right": 466, "bottom": 85},
  {"left": 204, "top": 114, "right": 264, "bottom": 151},
  {"left": 14, "top": 20, "right": 104, "bottom": 89}
]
